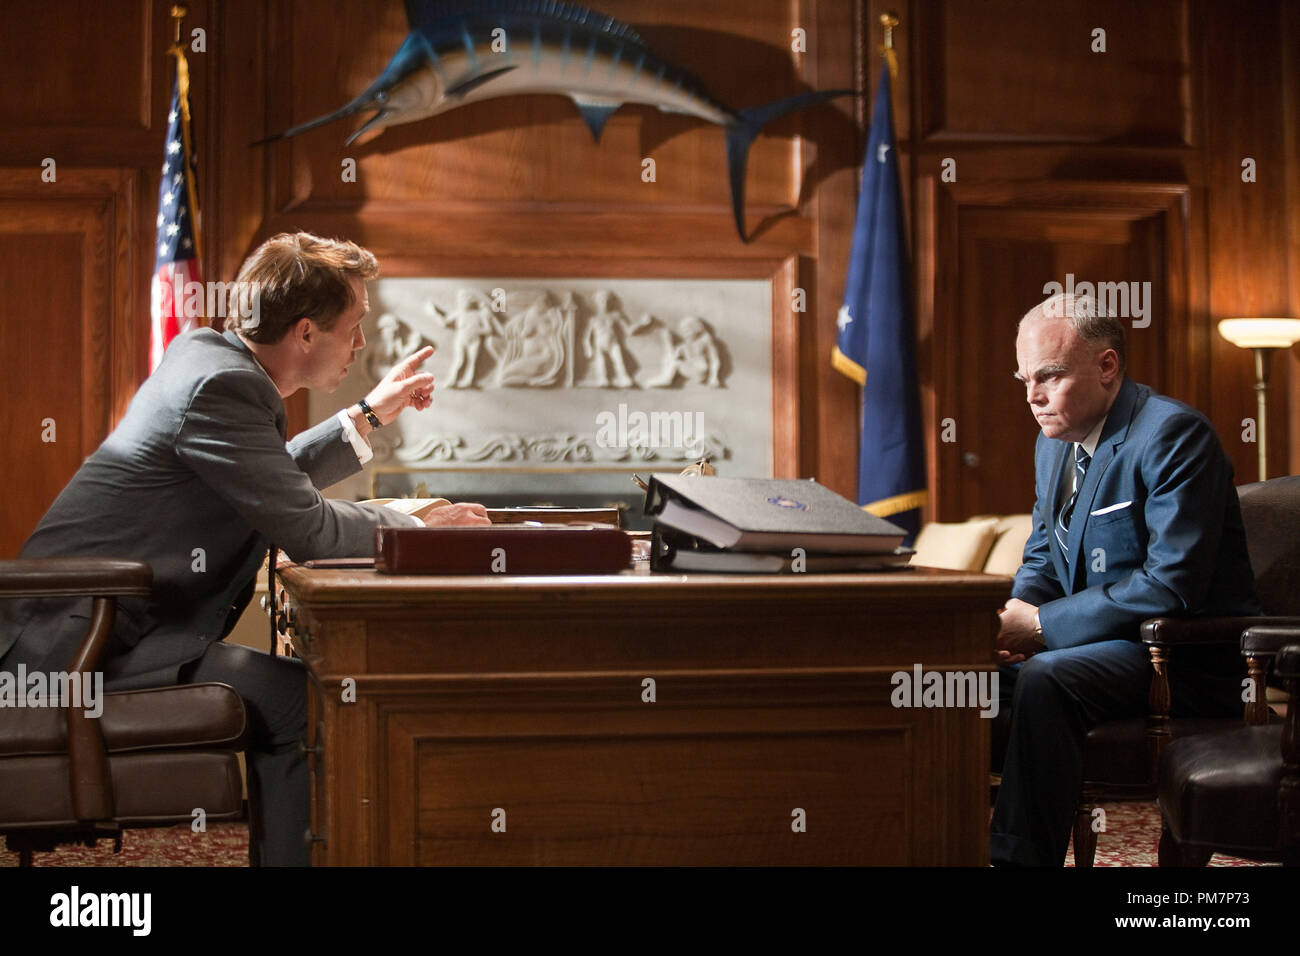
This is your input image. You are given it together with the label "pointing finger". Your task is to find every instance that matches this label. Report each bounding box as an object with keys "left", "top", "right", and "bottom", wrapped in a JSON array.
[
  {"left": 402, "top": 372, "right": 436, "bottom": 392},
  {"left": 396, "top": 346, "right": 436, "bottom": 371}
]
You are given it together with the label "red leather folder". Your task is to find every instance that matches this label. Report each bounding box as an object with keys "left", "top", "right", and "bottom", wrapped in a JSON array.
[{"left": 374, "top": 524, "right": 632, "bottom": 575}]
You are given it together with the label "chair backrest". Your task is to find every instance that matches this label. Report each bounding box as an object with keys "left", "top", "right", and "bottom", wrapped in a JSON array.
[{"left": 1237, "top": 475, "right": 1300, "bottom": 615}]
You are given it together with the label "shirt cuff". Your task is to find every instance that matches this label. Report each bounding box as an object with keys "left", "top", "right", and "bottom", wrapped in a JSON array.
[{"left": 336, "top": 408, "right": 373, "bottom": 465}]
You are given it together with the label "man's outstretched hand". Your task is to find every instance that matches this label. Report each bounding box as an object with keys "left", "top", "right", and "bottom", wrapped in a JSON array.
[
  {"left": 365, "top": 346, "right": 437, "bottom": 424},
  {"left": 420, "top": 502, "right": 491, "bottom": 527}
]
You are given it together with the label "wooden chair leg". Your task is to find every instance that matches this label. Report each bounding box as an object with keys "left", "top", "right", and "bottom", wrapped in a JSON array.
[
  {"left": 1073, "top": 806, "right": 1098, "bottom": 866},
  {"left": 1157, "top": 823, "right": 1212, "bottom": 866}
]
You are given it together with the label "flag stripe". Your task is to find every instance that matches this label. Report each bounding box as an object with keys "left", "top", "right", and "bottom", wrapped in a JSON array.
[
  {"left": 831, "top": 346, "right": 866, "bottom": 386},
  {"left": 150, "top": 44, "right": 203, "bottom": 373},
  {"left": 862, "top": 489, "right": 928, "bottom": 518}
]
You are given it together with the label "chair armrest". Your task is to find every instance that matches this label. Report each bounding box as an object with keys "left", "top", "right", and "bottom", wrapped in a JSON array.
[
  {"left": 0, "top": 557, "right": 150, "bottom": 824},
  {"left": 1141, "top": 615, "right": 1300, "bottom": 647},
  {"left": 0, "top": 558, "right": 151, "bottom": 598},
  {"left": 1277, "top": 644, "right": 1300, "bottom": 680},
  {"left": 1243, "top": 625, "right": 1300, "bottom": 657}
]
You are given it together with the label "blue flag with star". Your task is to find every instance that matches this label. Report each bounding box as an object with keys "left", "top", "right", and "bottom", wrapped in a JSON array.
[{"left": 832, "top": 62, "right": 926, "bottom": 539}]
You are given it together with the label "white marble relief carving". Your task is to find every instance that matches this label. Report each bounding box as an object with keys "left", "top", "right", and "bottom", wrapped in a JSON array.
[
  {"left": 392, "top": 429, "right": 728, "bottom": 465},
  {"left": 644, "top": 316, "right": 723, "bottom": 388},
  {"left": 582, "top": 290, "right": 652, "bottom": 388},
  {"left": 404, "top": 286, "right": 733, "bottom": 390},
  {"left": 367, "top": 312, "right": 431, "bottom": 381},
  {"left": 426, "top": 290, "right": 500, "bottom": 388},
  {"left": 313, "top": 277, "right": 773, "bottom": 501}
]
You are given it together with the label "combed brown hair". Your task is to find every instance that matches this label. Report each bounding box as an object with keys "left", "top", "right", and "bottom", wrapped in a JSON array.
[{"left": 224, "top": 232, "right": 379, "bottom": 343}]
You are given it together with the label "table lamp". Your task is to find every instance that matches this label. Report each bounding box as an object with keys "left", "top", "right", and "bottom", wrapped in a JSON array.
[{"left": 1217, "top": 317, "right": 1300, "bottom": 480}]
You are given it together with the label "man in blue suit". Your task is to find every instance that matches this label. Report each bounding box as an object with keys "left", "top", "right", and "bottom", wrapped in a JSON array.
[{"left": 990, "top": 292, "right": 1259, "bottom": 866}]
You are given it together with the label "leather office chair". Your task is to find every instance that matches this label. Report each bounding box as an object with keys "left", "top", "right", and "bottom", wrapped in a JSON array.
[
  {"left": 1157, "top": 625, "right": 1299, "bottom": 865},
  {"left": 0, "top": 558, "right": 247, "bottom": 866},
  {"left": 1070, "top": 474, "right": 1300, "bottom": 866}
]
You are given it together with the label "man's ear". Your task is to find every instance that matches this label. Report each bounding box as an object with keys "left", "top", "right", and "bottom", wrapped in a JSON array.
[
  {"left": 291, "top": 316, "right": 314, "bottom": 351},
  {"left": 1098, "top": 347, "right": 1120, "bottom": 384}
]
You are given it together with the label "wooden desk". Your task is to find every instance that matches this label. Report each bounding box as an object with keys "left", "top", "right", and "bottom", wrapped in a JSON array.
[{"left": 276, "top": 564, "right": 1010, "bottom": 865}]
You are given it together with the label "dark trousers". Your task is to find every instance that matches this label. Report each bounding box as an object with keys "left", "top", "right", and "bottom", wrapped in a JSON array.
[
  {"left": 990, "top": 639, "right": 1243, "bottom": 866},
  {"left": 179, "top": 641, "right": 310, "bottom": 867}
]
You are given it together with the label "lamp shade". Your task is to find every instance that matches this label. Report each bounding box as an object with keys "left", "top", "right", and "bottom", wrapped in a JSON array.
[{"left": 1217, "top": 318, "right": 1300, "bottom": 349}]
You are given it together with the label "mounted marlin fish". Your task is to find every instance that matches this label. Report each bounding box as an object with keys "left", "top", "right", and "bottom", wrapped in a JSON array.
[{"left": 259, "top": 0, "right": 851, "bottom": 242}]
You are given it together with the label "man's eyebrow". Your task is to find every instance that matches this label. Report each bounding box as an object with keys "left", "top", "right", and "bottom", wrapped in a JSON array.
[{"left": 1015, "top": 364, "right": 1068, "bottom": 383}]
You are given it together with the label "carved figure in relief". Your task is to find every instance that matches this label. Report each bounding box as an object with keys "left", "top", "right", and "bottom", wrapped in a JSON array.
[
  {"left": 428, "top": 289, "right": 501, "bottom": 388},
  {"left": 645, "top": 315, "right": 723, "bottom": 388},
  {"left": 367, "top": 312, "right": 427, "bottom": 380},
  {"left": 582, "top": 289, "right": 651, "bottom": 388},
  {"left": 488, "top": 290, "right": 572, "bottom": 387}
]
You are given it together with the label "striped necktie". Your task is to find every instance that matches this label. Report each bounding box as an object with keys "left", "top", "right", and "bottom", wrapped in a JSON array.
[{"left": 1055, "top": 444, "right": 1091, "bottom": 554}]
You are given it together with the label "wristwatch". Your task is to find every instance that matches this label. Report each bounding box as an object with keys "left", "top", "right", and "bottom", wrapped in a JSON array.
[
  {"left": 1032, "top": 611, "right": 1045, "bottom": 645},
  {"left": 357, "top": 398, "right": 382, "bottom": 430}
]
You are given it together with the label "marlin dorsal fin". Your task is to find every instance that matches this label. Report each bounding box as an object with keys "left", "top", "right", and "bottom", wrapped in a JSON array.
[
  {"left": 404, "top": 1, "right": 645, "bottom": 46},
  {"left": 571, "top": 94, "right": 621, "bottom": 141}
]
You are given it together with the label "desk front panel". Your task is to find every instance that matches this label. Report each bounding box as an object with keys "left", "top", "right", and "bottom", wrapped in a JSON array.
[{"left": 279, "top": 567, "right": 1008, "bottom": 865}]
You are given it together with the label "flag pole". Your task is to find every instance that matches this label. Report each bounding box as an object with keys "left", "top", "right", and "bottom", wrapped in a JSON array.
[
  {"left": 168, "top": 5, "right": 203, "bottom": 268},
  {"left": 880, "top": 10, "right": 899, "bottom": 81}
]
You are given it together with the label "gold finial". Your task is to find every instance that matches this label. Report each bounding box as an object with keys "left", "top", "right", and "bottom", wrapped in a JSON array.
[
  {"left": 880, "top": 11, "right": 900, "bottom": 51},
  {"left": 170, "top": 4, "right": 188, "bottom": 46}
]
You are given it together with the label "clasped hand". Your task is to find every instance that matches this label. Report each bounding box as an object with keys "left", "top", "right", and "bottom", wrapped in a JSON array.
[{"left": 996, "top": 597, "right": 1041, "bottom": 664}]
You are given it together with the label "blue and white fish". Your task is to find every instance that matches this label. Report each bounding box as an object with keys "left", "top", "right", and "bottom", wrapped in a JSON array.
[{"left": 260, "top": 0, "right": 852, "bottom": 241}]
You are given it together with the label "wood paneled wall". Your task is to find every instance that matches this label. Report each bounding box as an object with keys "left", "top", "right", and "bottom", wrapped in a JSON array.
[
  {"left": 877, "top": 0, "right": 1300, "bottom": 518},
  {"left": 0, "top": 0, "right": 1296, "bottom": 556}
]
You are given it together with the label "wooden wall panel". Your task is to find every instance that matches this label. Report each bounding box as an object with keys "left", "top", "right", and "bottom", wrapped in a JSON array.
[
  {"left": 925, "top": 181, "right": 1189, "bottom": 519},
  {"left": 0, "top": 0, "right": 1295, "bottom": 544},
  {"left": 264, "top": 0, "right": 815, "bottom": 215},
  {"left": 891, "top": 0, "right": 1296, "bottom": 518},
  {"left": 0, "top": 169, "right": 140, "bottom": 557},
  {"left": 212, "top": 0, "right": 863, "bottom": 487},
  {"left": 916, "top": 0, "right": 1193, "bottom": 145},
  {"left": 0, "top": 0, "right": 152, "bottom": 130}
]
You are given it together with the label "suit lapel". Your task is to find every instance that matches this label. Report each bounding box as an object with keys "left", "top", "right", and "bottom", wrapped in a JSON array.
[{"left": 1065, "top": 378, "right": 1138, "bottom": 590}]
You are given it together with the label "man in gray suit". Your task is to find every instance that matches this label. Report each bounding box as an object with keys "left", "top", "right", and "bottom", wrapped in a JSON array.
[{"left": 0, "top": 232, "right": 489, "bottom": 865}]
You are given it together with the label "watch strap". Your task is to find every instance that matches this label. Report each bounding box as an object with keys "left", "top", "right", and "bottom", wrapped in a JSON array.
[{"left": 357, "top": 398, "right": 382, "bottom": 429}]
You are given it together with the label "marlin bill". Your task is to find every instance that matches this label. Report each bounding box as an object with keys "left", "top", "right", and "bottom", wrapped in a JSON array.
[{"left": 258, "top": 0, "right": 852, "bottom": 242}]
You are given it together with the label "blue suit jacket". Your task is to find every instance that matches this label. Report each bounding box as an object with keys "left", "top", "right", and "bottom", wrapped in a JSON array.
[{"left": 1012, "top": 377, "right": 1260, "bottom": 649}]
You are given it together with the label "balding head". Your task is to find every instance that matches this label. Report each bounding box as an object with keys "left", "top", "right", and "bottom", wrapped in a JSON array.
[
  {"left": 1019, "top": 293, "right": 1126, "bottom": 374},
  {"left": 1014, "top": 293, "right": 1124, "bottom": 442}
]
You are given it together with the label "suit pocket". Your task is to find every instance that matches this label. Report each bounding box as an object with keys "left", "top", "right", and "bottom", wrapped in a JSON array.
[
  {"left": 1088, "top": 506, "right": 1136, "bottom": 528},
  {"left": 1082, "top": 507, "right": 1144, "bottom": 572}
]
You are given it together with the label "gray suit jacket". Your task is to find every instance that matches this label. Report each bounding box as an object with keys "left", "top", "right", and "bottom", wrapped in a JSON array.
[{"left": 0, "top": 328, "right": 411, "bottom": 688}]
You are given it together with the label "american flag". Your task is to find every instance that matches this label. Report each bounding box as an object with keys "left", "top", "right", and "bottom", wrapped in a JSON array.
[{"left": 150, "top": 50, "right": 203, "bottom": 372}]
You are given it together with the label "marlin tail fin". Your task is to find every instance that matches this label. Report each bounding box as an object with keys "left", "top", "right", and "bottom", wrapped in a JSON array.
[{"left": 726, "top": 89, "right": 852, "bottom": 241}]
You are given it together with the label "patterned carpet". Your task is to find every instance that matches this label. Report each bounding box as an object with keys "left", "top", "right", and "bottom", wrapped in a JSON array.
[{"left": 0, "top": 801, "right": 1276, "bottom": 866}]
